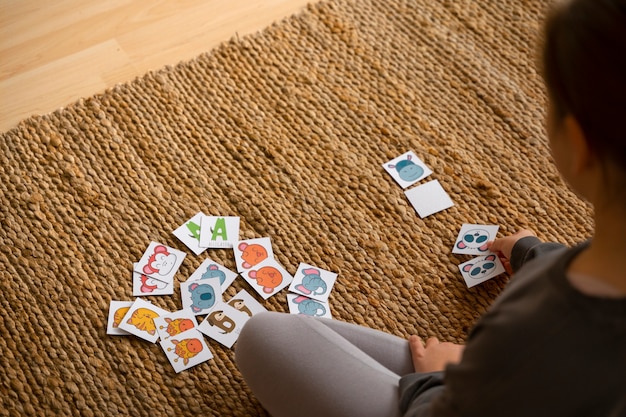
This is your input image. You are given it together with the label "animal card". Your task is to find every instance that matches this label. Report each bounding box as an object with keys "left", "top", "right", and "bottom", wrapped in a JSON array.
[
  {"left": 197, "top": 301, "right": 249, "bottom": 348},
  {"left": 226, "top": 289, "right": 268, "bottom": 318},
  {"left": 118, "top": 298, "right": 170, "bottom": 343},
  {"left": 233, "top": 237, "right": 274, "bottom": 273},
  {"left": 383, "top": 151, "right": 432, "bottom": 189},
  {"left": 180, "top": 278, "right": 222, "bottom": 315},
  {"left": 287, "top": 294, "right": 332, "bottom": 319},
  {"left": 187, "top": 258, "right": 238, "bottom": 292},
  {"left": 458, "top": 254, "right": 506, "bottom": 288},
  {"left": 132, "top": 263, "right": 173, "bottom": 296},
  {"left": 135, "top": 241, "right": 186, "bottom": 285},
  {"left": 241, "top": 257, "right": 293, "bottom": 300},
  {"left": 452, "top": 224, "right": 499, "bottom": 255},
  {"left": 199, "top": 215, "right": 240, "bottom": 249},
  {"left": 160, "top": 328, "right": 213, "bottom": 373},
  {"left": 172, "top": 212, "right": 208, "bottom": 256},
  {"left": 107, "top": 300, "right": 134, "bottom": 335},
  {"left": 154, "top": 308, "right": 199, "bottom": 341},
  {"left": 288, "top": 263, "right": 337, "bottom": 302},
  {"left": 404, "top": 179, "right": 454, "bottom": 218}
]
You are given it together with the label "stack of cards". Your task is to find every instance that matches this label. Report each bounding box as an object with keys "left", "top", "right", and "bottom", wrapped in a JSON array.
[
  {"left": 286, "top": 263, "right": 337, "bottom": 318},
  {"left": 452, "top": 224, "right": 506, "bottom": 287}
]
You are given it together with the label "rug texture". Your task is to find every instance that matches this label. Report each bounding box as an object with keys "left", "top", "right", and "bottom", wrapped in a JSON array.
[{"left": 0, "top": 0, "right": 594, "bottom": 415}]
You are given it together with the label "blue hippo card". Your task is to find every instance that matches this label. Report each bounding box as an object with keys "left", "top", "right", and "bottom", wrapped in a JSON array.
[
  {"left": 180, "top": 278, "right": 222, "bottom": 316},
  {"left": 383, "top": 150, "right": 432, "bottom": 189},
  {"left": 288, "top": 263, "right": 337, "bottom": 303},
  {"left": 287, "top": 293, "right": 332, "bottom": 319}
]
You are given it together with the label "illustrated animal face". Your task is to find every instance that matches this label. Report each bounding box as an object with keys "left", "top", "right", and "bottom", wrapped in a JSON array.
[
  {"left": 143, "top": 245, "right": 177, "bottom": 276},
  {"left": 457, "top": 228, "right": 491, "bottom": 252},
  {"left": 296, "top": 268, "right": 327, "bottom": 296},
  {"left": 189, "top": 283, "right": 216, "bottom": 312},
  {"left": 201, "top": 264, "right": 226, "bottom": 285},
  {"left": 163, "top": 318, "right": 195, "bottom": 337},
  {"left": 208, "top": 310, "right": 236, "bottom": 334},
  {"left": 249, "top": 266, "right": 283, "bottom": 293},
  {"left": 462, "top": 255, "right": 498, "bottom": 279},
  {"left": 127, "top": 308, "right": 159, "bottom": 335},
  {"left": 170, "top": 338, "right": 204, "bottom": 365},
  {"left": 140, "top": 274, "right": 168, "bottom": 293},
  {"left": 113, "top": 307, "right": 130, "bottom": 328},
  {"left": 293, "top": 296, "right": 326, "bottom": 317},
  {"left": 388, "top": 155, "right": 424, "bottom": 182},
  {"left": 239, "top": 243, "right": 268, "bottom": 269},
  {"left": 227, "top": 299, "right": 252, "bottom": 317}
]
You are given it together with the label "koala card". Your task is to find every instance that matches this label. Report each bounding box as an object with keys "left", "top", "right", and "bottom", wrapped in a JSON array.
[
  {"left": 197, "top": 301, "right": 249, "bottom": 348},
  {"left": 226, "top": 289, "right": 268, "bottom": 318},
  {"left": 187, "top": 258, "right": 238, "bottom": 292},
  {"left": 453, "top": 224, "right": 499, "bottom": 255},
  {"left": 199, "top": 215, "right": 240, "bottom": 249},
  {"left": 459, "top": 254, "right": 506, "bottom": 288},
  {"left": 172, "top": 212, "right": 208, "bottom": 256},
  {"left": 180, "top": 278, "right": 222, "bottom": 316},
  {"left": 154, "top": 308, "right": 199, "bottom": 341},
  {"left": 160, "top": 328, "right": 213, "bottom": 373},
  {"left": 132, "top": 263, "right": 173, "bottom": 297},
  {"left": 233, "top": 237, "right": 274, "bottom": 273},
  {"left": 241, "top": 257, "right": 293, "bottom": 300},
  {"left": 135, "top": 241, "right": 186, "bottom": 285},
  {"left": 288, "top": 263, "right": 337, "bottom": 303},
  {"left": 287, "top": 294, "right": 332, "bottom": 319},
  {"left": 118, "top": 298, "right": 170, "bottom": 343},
  {"left": 383, "top": 150, "right": 432, "bottom": 189}
]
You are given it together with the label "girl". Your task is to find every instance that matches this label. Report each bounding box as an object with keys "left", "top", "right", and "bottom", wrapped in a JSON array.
[{"left": 235, "top": 0, "right": 626, "bottom": 415}]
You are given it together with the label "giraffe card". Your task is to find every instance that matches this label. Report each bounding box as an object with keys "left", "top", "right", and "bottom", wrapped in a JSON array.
[
  {"left": 154, "top": 308, "right": 199, "bottom": 341},
  {"left": 160, "top": 328, "right": 213, "bottom": 373}
]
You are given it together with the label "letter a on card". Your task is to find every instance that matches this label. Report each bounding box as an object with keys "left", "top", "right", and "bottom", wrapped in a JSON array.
[{"left": 199, "top": 216, "right": 240, "bottom": 248}]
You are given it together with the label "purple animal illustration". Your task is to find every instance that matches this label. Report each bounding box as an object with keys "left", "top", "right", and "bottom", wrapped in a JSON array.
[
  {"left": 388, "top": 154, "right": 424, "bottom": 182},
  {"left": 462, "top": 255, "right": 498, "bottom": 279},
  {"left": 294, "top": 268, "right": 327, "bottom": 296},
  {"left": 292, "top": 296, "right": 327, "bottom": 317},
  {"left": 456, "top": 228, "right": 491, "bottom": 252}
]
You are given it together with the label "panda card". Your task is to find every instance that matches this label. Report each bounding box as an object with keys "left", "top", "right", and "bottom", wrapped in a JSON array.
[
  {"left": 458, "top": 254, "right": 506, "bottom": 288},
  {"left": 134, "top": 241, "right": 186, "bottom": 285},
  {"left": 453, "top": 224, "right": 499, "bottom": 255},
  {"left": 383, "top": 150, "right": 432, "bottom": 189},
  {"left": 160, "top": 328, "right": 213, "bottom": 373},
  {"left": 197, "top": 301, "right": 249, "bottom": 348}
]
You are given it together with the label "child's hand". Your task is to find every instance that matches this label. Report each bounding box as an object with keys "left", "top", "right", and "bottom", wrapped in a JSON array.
[
  {"left": 487, "top": 229, "right": 536, "bottom": 274},
  {"left": 409, "top": 335, "right": 465, "bottom": 373}
]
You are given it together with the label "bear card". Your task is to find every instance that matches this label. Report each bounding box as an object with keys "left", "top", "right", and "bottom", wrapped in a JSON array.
[
  {"left": 160, "top": 328, "right": 213, "bottom": 373},
  {"left": 132, "top": 263, "right": 173, "bottom": 297},
  {"left": 135, "top": 241, "right": 186, "bottom": 285},
  {"left": 187, "top": 258, "right": 238, "bottom": 292},
  {"left": 118, "top": 298, "right": 170, "bottom": 343},
  {"left": 240, "top": 257, "right": 293, "bottom": 300},
  {"left": 288, "top": 263, "right": 338, "bottom": 303},
  {"left": 383, "top": 150, "right": 432, "bottom": 189},
  {"left": 233, "top": 237, "right": 274, "bottom": 273},
  {"left": 172, "top": 212, "right": 208, "bottom": 256},
  {"left": 226, "top": 289, "right": 268, "bottom": 318},
  {"left": 452, "top": 224, "right": 499, "bottom": 255},
  {"left": 459, "top": 254, "right": 506, "bottom": 288},
  {"left": 107, "top": 300, "right": 134, "bottom": 336},
  {"left": 197, "top": 301, "right": 249, "bottom": 349},
  {"left": 287, "top": 293, "right": 332, "bottom": 319},
  {"left": 199, "top": 216, "right": 240, "bottom": 249},
  {"left": 154, "top": 308, "right": 199, "bottom": 341},
  {"left": 180, "top": 278, "right": 222, "bottom": 316},
  {"left": 404, "top": 179, "right": 454, "bottom": 218}
]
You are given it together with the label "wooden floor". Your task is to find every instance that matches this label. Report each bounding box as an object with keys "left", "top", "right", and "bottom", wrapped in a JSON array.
[{"left": 0, "top": 0, "right": 313, "bottom": 132}]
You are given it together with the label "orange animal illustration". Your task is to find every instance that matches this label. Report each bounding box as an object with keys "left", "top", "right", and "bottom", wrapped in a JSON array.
[
  {"left": 113, "top": 307, "right": 130, "bottom": 328},
  {"left": 160, "top": 318, "right": 195, "bottom": 337},
  {"left": 127, "top": 307, "right": 160, "bottom": 335},
  {"left": 238, "top": 242, "right": 268, "bottom": 269},
  {"left": 249, "top": 266, "right": 283, "bottom": 294},
  {"left": 168, "top": 338, "right": 204, "bottom": 365}
]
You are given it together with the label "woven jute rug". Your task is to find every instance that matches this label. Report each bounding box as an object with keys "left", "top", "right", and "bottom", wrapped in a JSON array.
[{"left": 1, "top": 0, "right": 594, "bottom": 415}]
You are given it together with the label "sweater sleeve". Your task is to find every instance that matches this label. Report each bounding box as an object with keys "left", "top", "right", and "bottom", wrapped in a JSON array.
[
  {"left": 509, "top": 236, "right": 565, "bottom": 273},
  {"left": 399, "top": 372, "right": 446, "bottom": 417}
]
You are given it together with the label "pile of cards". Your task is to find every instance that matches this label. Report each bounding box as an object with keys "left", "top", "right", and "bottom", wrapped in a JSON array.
[{"left": 452, "top": 223, "right": 506, "bottom": 287}]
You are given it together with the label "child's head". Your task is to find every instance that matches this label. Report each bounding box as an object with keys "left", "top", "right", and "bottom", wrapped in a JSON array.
[{"left": 541, "top": 0, "right": 626, "bottom": 186}]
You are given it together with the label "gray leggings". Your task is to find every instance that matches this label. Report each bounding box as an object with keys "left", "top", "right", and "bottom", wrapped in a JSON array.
[{"left": 235, "top": 312, "right": 414, "bottom": 417}]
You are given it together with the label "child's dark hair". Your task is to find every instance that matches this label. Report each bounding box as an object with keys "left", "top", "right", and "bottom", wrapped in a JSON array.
[{"left": 542, "top": 0, "right": 626, "bottom": 170}]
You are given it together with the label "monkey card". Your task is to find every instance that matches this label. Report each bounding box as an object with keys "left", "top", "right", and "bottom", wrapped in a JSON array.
[
  {"left": 241, "top": 257, "right": 293, "bottom": 300},
  {"left": 134, "top": 241, "right": 186, "bottom": 285},
  {"left": 233, "top": 237, "right": 274, "bottom": 273},
  {"left": 187, "top": 258, "right": 238, "bottom": 292},
  {"left": 160, "top": 328, "right": 213, "bottom": 373},
  {"left": 226, "top": 289, "right": 268, "bottom": 318},
  {"left": 198, "top": 215, "right": 240, "bottom": 249},
  {"left": 154, "top": 308, "right": 199, "bottom": 341},
  {"left": 383, "top": 150, "right": 432, "bottom": 189},
  {"left": 287, "top": 294, "right": 332, "bottom": 319},
  {"left": 458, "top": 254, "right": 506, "bottom": 288},
  {"left": 118, "top": 298, "right": 170, "bottom": 343},
  {"left": 404, "top": 179, "right": 454, "bottom": 218},
  {"left": 180, "top": 278, "right": 222, "bottom": 316},
  {"left": 132, "top": 263, "right": 173, "bottom": 297},
  {"left": 172, "top": 212, "right": 208, "bottom": 256},
  {"left": 288, "top": 263, "right": 337, "bottom": 303},
  {"left": 107, "top": 300, "right": 134, "bottom": 335},
  {"left": 452, "top": 224, "right": 499, "bottom": 255},
  {"left": 197, "top": 301, "right": 249, "bottom": 348}
]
